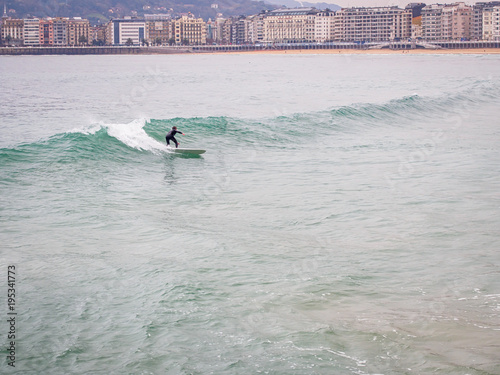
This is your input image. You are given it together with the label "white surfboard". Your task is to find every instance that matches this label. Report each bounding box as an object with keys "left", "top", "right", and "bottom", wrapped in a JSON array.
[{"left": 172, "top": 148, "right": 206, "bottom": 155}]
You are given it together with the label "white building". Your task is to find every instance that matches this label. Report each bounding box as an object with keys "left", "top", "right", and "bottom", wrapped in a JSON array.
[
  {"left": 472, "top": 1, "right": 500, "bottom": 40},
  {"left": 483, "top": 5, "right": 500, "bottom": 40},
  {"left": 23, "top": 18, "right": 40, "bottom": 46},
  {"left": 314, "top": 10, "right": 336, "bottom": 42},
  {"left": 108, "top": 19, "right": 146, "bottom": 45},
  {"left": 336, "top": 7, "right": 412, "bottom": 42},
  {"left": 246, "top": 14, "right": 265, "bottom": 44},
  {"left": 263, "top": 8, "right": 318, "bottom": 43}
]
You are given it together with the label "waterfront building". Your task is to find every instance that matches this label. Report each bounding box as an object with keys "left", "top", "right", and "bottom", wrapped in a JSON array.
[
  {"left": 67, "top": 17, "right": 90, "bottom": 45},
  {"left": 221, "top": 18, "right": 233, "bottom": 44},
  {"left": 206, "top": 17, "right": 228, "bottom": 44},
  {"left": 231, "top": 16, "right": 252, "bottom": 44},
  {"left": 146, "top": 19, "right": 173, "bottom": 45},
  {"left": 23, "top": 17, "right": 40, "bottom": 46},
  {"left": 247, "top": 14, "right": 265, "bottom": 43},
  {"left": 337, "top": 7, "right": 412, "bottom": 42},
  {"left": 422, "top": 4, "right": 445, "bottom": 40},
  {"left": 406, "top": 2, "right": 426, "bottom": 40},
  {"left": 483, "top": 6, "right": 494, "bottom": 39},
  {"left": 482, "top": 5, "right": 500, "bottom": 40},
  {"left": 314, "top": 10, "right": 336, "bottom": 42},
  {"left": 492, "top": 6, "right": 500, "bottom": 40},
  {"left": 1, "top": 18, "right": 23, "bottom": 46},
  {"left": 263, "top": 8, "right": 318, "bottom": 43},
  {"left": 39, "top": 19, "right": 54, "bottom": 45},
  {"left": 173, "top": 15, "right": 206, "bottom": 45},
  {"left": 422, "top": 2, "right": 472, "bottom": 41},
  {"left": 472, "top": 2, "right": 500, "bottom": 40},
  {"left": 442, "top": 2, "right": 472, "bottom": 40},
  {"left": 206, "top": 18, "right": 215, "bottom": 42},
  {"left": 52, "top": 17, "right": 68, "bottom": 45},
  {"left": 411, "top": 15, "right": 423, "bottom": 39},
  {"left": 452, "top": 3, "right": 472, "bottom": 40},
  {"left": 91, "top": 24, "right": 107, "bottom": 45},
  {"left": 1, "top": 3, "right": 7, "bottom": 44},
  {"left": 336, "top": 6, "right": 412, "bottom": 42},
  {"left": 107, "top": 18, "right": 146, "bottom": 45}
]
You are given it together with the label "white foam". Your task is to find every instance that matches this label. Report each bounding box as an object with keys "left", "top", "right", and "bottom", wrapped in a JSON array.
[
  {"left": 68, "top": 122, "right": 103, "bottom": 135},
  {"left": 104, "top": 118, "right": 168, "bottom": 154}
]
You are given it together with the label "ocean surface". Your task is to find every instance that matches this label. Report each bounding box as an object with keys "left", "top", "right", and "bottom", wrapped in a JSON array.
[{"left": 0, "top": 53, "right": 499, "bottom": 375}]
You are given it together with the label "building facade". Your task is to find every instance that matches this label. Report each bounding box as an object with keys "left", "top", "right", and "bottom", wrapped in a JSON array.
[
  {"left": 472, "top": 2, "right": 500, "bottom": 40},
  {"left": 173, "top": 15, "right": 206, "bottom": 45},
  {"left": 39, "top": 19, "right": 54, "bottom": 45},
  {"left": 336, "top": 7, "right": 412, "bottom": 42},
  {"left": 314, "top": 10, "right": 336, "bottom": 42},
  {"left": 145, "top": 14, "right": 173, "bottom": 45},
  {"left": 67, "top": 17, "right": 90, "bottom": 45},
  {"left": 422, "top": 4, "right": 444, "bottom": 40},
  {"left": 52, "top": 18, "right": 68, "bottom": 45},
  {"left": 108, "top": 19, "right": 146, "bottom": 45},
  {"left": 1, "top": 18, "right": 24, "bottom": 45},
  {"left": 422, "top": 2, "right": 472, "bottom": 41},
  {"left": 146, "top": 20, "right": 173, "bottom": 45},
  {"left": 23, "top": 17, "right": 40, "bottom": 46},
  {"left": 482, "top": 5, "right": 500, "bottom": 40},
  {"left": 263, "top": 8, "right": 318, "bottom": 43},
  {"left": 3, "top": 3, "right": 500, "bottom": 47}
]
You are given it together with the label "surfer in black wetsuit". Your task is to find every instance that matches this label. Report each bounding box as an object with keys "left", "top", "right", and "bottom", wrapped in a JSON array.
[{"left": 165, "top": 126, "right": 184, "bottom": 148}]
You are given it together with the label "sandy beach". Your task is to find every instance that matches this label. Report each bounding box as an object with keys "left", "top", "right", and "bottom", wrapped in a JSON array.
[{"left": 209, "top": 47, "right": 500, "bottom": 55}]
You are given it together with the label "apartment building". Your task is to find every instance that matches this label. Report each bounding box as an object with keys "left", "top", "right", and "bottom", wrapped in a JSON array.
[
  {"left": 246, "top": 14, "right": 265, "bottom": 43},
  {"left": 23, "top": 18, "right": 40, "bottom": 46},
  {"left": 263, "top": 8, "right": 318, "bottom": 43},
  {"left": 67, "top": 17, "right": 90, "bottom": 45},
  {"left": 314, "top": 10, "right": 336, "bottom": 42},
  {"left": 336, "top": 7, "right": 412, "bottom": 42},
  {"left": 39, "top": 19, "right": 54, "bottom": 45},
  {"left": 231, "top": 16, "right": 254, "bottom": 44},
  {"left": 422, "top": 2, "right": 472, "bottom": 41},
  {"left": 145, "top": 14, "right": 173, "bottom": 45},
  {"left": 492, "top": 6, "right": 500, "bottom": 40},
  {"left": 146, "top": 20, "right": 173, "bottom": 45},
  {"left": 221, "top": 18, "right": 233, "bottom": 44},
  {"left": 482, "top": 5, "right": 500, "bottom": 40},
  {"left": 442, "top": 2, "right": 472, "bottom": 40},
  {"left": 472, "top": 2, "right": 500, "bottom": 40},
  {"left": 173, "top": 15, "right": 206, "bottom": 45},
  {"left": 451, "top": 3, "right": 472, "bottom": 39},
  {"left": 422, "top": 4, "right": 444, "bottom": 40},
  {"left": 1, "top": 18, "right": 24, "bottom": 45},
  {"left": 53, "top": 17, "right": 68, "bottom": 45}
]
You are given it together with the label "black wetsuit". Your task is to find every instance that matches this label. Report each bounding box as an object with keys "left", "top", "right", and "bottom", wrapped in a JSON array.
[{"left": 165, "top": 129, "right": 182, "bottom": 148}]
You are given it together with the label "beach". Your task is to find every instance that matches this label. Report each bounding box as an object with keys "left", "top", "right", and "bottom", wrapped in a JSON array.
[
  {"left": 2, "top": 45, "right": 500, "bottom": 56},
  {"left": 210, "top": 47, "right": 500, "bottom": 55}
]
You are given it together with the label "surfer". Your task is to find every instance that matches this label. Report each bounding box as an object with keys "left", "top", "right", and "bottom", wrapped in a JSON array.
[{"left": 165, "top": 126, "right": 184, "bottom": 148}]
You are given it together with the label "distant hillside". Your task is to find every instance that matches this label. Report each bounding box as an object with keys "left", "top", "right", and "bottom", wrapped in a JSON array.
[{"left": 4, "top": 0, "right": 278, "bottom": 24}]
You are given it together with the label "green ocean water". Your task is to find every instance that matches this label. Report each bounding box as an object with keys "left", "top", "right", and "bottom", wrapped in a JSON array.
[{"left": 0, "top": 54, "right": 499, "bottom": 374}]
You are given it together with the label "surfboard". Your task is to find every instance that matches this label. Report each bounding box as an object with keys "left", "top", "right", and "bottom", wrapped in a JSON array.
[{"left": 172, "top": 148, "right": 206, "bottom": 155}]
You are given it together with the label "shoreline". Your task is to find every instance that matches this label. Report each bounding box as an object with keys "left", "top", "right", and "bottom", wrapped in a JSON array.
[
  {"left": 1, "top": 46, "right": 500, "bottom": 56},
  {"left": 205, "top": 48, "right": 500, "bottom": 55}
]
